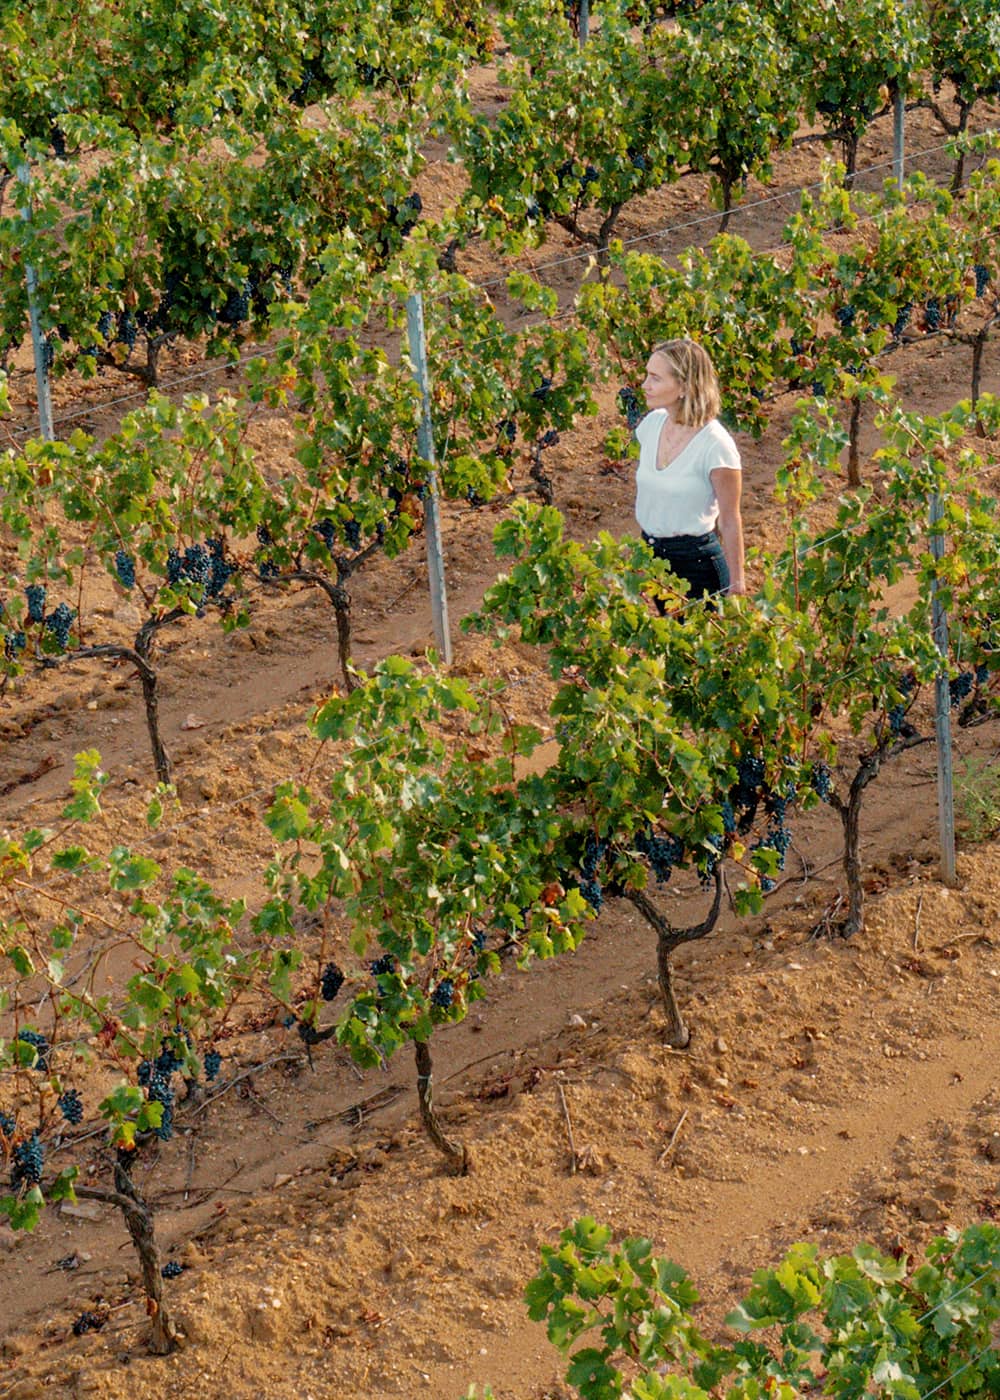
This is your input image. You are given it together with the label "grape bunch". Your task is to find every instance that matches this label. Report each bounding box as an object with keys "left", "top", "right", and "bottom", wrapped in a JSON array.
[
  {"left": 430, "top": 978, "right": 454, "bottom": 1009},
  {"left": 578, "top": 878, "right": 603, "bottom": 912},
  {"left": 166, "top": 540, "right": 233, "bottom": 600},
  {"left": 617, "top": 386, "right": 643, "bottom": 429},
  {"left": 205, "top": 538, "right": 235, "bottom": 598},
  {"left": 58, "top": 1089, "right": 84, "bottom": 1125},
  {"left": 203, "top": 1049, "right": 222, "bottom": 1082},
  {"left": 16, "top": 1028, "right": 49, "bottom": 1071},
  {"left": 0, "top": 1109, "right": 16, "bottom": 1138},
  {"left": 809, "top": 761, "right": 833, "bottom": 800},
  {"left": 4, "top": 631, "right": 26, "bottom": 659},
  {"left": 835, "top": 304, "right": 856, "bottom": 329},
  {"left": 731, "top": 753, "right": 765, "bottom": 831},
  {"left": 370, "top": 953, "right": 395, "bottom": 977},
  {"left": 161, "top": 1260, "right": 185, "bottom": 1279},
  {"left": 975, "top": 264, "right": 991, "bottom": 298},
  {"left": 25, "top": 584, "right": 46, "bottom": 623},
  {"left": 219, "top": 280, "right": 252, "bottom": 327},
  {"left": 635, "top": 828, "right": 684, "bottom": 884},
  {"left": 147, "top": 1069, "right": 175, "bottom": 1142},
  {"left": 72, "top": 1311, "right": 106, "bottom": 1336},
  {"left": 114, "top": 549, "right": 136, "bottom": 589},
  {"left": 11, "top": 1132, "right": 44, "bottom": 1188},
  {"left": 888, "top": 671, "right": 917, "bottom": 737},
  {"left": 891, "top": 301, "right": 912, "bottom": 339},
  {"left": 45, "top": 603, "right": 75, "bottom": 649},
  {"left": 320, "top": 962, "right": 344, "bottom": 1002},
  {"left": 924, "top": 297, "right": 942, "bottom": 331},
  {"left": 949, "top": 669, "right": 975, "bottom": 707}
]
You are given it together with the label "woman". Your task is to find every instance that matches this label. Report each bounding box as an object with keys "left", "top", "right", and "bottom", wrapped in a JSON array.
[{"left": 634, "top": 338, "right": 746, "bottom": 605}]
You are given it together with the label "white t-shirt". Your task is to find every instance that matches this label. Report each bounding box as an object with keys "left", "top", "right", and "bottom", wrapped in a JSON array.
[{"left": 634, "top": 410, "right": 741, "bottom": 538}]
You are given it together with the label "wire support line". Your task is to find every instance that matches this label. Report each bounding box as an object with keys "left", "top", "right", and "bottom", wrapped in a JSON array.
[
  {"left": 912, "top": 1267, "right": 996, "bottom": 1330},
  {"left": 919, "top": 1342, "right": 998, "bottom": 1400}
]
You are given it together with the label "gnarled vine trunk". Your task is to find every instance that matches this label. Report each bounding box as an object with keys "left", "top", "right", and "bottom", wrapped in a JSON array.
[
  {"left": 414, "top": 1039, "right": 468, "bottom": 1174},
  {"left": 626, "top": 865, "right": 724, "bottom": 1048},
  {"left": 75, "top": 1158, "right": 179, "bottom": 1355}
]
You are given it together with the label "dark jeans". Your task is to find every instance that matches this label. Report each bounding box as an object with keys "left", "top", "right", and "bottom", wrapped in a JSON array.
[{"left": 642, "top": 531, "right": 729, "bottom": 612}]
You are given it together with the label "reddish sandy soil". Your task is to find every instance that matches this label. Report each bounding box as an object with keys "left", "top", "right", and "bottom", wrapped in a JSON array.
[{"left": 1, "top": 70, "right": 1000, "bottom": 1400}]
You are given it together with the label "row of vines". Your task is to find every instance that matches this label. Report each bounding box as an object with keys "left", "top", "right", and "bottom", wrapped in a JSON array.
[
  {"left": 3, "top": 159, "right": 1000, "bottom": 785},
  {"left": 3, "top": 378, "right": 1000, "bottom": 1349},
  {"left": 2, "top": 0, "right": 1000, "bottom": 390}
]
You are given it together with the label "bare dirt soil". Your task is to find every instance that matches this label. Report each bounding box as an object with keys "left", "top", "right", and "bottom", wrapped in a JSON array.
[{"left": 1, "top": 85, "right": 1000, "bottom": 1400}]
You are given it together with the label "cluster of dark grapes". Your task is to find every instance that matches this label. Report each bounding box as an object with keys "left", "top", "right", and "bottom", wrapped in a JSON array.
[
  {"left": 888, "top": 671, "right": 917, "bottom": 737},
  {"left": 949, "top": 669, "right": 975, "bottom": 707},
  {"left": 46, "top": 603, "right": 75, "bottom": 649},
  {"left": 114, "top": 549, "right": 136, "bottom": 589},
  {"left": 635, "top": 828, "right": 685, "bottom": 884},
  {"left": 314, "top": 517, "right": 362, "bottom": 553},
  {"left": 166, "top": 539, "right": 234, "bottom": 600},
  {"left": 3, "top": 630, "right": 26, "bottom": 659},
  {"left": 320, "top": 962, "right": 344, "bottom": 1002},
  {"left": 565, "top": 830, "right": 610, "bottom": 910},
  {"left": 17, "top": 1028, "right": 49, "bottom": 1071},
  {"left": 25, "top": 584, "right": 46, "bottom": 623},
  {"left": 161, "top": 1260, "right": 185, "bottom": 1280},
  {"left": 58, "top": 1089, "right": 84, "bottom": 1125},
  {"left": 72, "top": 1311, "right": 106, "bottom": 1336},
  {"left": 974, "top": 265, "right": 991, "bottom": 298},
  {"left": 374, "top": 193, "right": 423, "bottom": 261},
  {"left": 923, "top": 296, "right": 958, "bottom": 333},
  {"left": 203, "top": 1049, "right": 222, "bottom": 1082},
  {"left": 496, "top": 418, "right": 517, "bottom": 447},
  {"left": 138, "top": 1050, "right": 180, "bottom": 1142},
  {"left": 731, "top": 753, "right": 766, "bottom": 832},
  {"left": 289, "top": 63, "right": 317, "bottom": 105},
  {"left": 219, "top": 280, "right": 252, "bottom": 327},
  {"left": 11, "top": 1132, "right": 44, "bottom": 1188},
  {"left": 809, "top": 761, "right": 833, "bottom": 800},
  {"left": 835, "top": 304, "right": 856, "bottom": 329},
  {"left": 582, "top": 878, "right": 607, "bottom": 911},
  {"left": 627, "top": 147, "right": 649, "bottom": 173},
  {"left": 370, "top": 953, "right": 396, "bottom": 977},
  {"left": 0, "top": 1109, "right": 16, "bottom": 1137},
  {"left": 430, "top": 978, "right": 454, "bottom": 1009},
  {"left": 553, "top": 159, "right": 600, "bottom": 195},
  {"left": 617, "top": 386, "right": 643, "bottom": 430},
  {"left": 891, "top": 302, "right": 912, "bottom": 339}
]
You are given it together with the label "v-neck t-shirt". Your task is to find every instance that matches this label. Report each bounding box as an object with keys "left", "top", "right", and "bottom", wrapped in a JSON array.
[{"left": 634, "top": 409, "right": 741, "bottom": 538}]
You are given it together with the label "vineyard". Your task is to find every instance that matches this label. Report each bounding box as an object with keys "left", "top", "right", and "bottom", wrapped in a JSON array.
[{"left": 2, "top": 0, "right": 1000, "bottom": 1396}]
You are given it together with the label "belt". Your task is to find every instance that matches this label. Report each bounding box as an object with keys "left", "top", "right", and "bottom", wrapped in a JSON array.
[{"left": 642, "top": 531, "right": 714, "bottom": 549}]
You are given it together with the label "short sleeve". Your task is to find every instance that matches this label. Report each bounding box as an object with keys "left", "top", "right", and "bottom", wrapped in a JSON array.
[{"left": 705, "top": 422, "right": 741, "bottom": 477}]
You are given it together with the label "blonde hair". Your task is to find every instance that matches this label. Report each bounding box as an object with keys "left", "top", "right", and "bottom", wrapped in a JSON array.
[{"left": 651, "top": 339, "right": 721, "bottom": 427}]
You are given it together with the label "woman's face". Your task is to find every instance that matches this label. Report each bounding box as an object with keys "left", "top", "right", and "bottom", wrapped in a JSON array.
[{"left": 642, "top": 353, "right": 685, "bottom": 411}]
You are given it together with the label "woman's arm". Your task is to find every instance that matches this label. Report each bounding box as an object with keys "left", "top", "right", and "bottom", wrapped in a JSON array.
[{"left": 711, "top": 467, "right": 746, "bottom": 595}]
